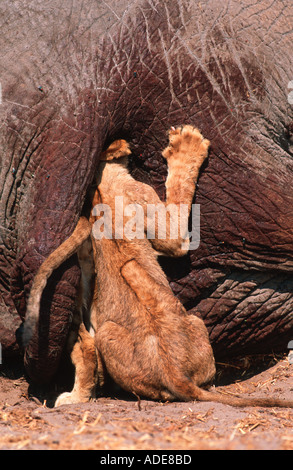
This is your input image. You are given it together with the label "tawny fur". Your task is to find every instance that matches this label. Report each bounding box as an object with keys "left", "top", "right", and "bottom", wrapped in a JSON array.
[
  {"left": 22, "top": 217, "right": 92, "bottom": 347},
  {"left": 24, "top": 126, "right": 293, "bottom": 408}
]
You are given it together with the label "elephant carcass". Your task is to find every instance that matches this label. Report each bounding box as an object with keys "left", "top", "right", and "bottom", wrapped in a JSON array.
[{"left": 0, "top": 0, "right": 292, "bottom": 383}]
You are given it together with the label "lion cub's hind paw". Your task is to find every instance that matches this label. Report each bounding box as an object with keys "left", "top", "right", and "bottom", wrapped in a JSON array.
[
  {"left": 162, "top": 125, "right": 210, "bottom": 165},
  {"left": 55, "top": 392, "right": 90, "bottom": 407}
]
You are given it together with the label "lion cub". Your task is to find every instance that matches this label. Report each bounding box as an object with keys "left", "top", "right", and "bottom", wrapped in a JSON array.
[{"left": 24, "top": 126, "right": 293, "bottom": 408}]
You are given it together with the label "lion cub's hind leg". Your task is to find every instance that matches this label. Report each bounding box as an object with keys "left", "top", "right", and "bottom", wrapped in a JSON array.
[
  {"left": 55, "top": 324, "right": 100, "bottom": 406},
  {"left": 96, "top": 321, "right": 170, "bottom": 401}
]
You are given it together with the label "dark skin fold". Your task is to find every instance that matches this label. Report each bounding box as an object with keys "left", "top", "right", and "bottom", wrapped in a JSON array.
[{"left": 0, "top": 0, "right": 292, "bottom": 383}]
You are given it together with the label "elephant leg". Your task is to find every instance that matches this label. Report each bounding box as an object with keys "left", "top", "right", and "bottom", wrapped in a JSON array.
[{"left": 55, "top": 324, "right": 99, "bottom": 406}]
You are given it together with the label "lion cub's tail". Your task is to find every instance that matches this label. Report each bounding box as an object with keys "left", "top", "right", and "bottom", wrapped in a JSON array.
[
  {"left": 22, "top": 217, "right": 92, "bottom": 348},
  {"left": 193, "top": 386, "right": 293, "bottom": 408},
  {"left": 164, "top": 373, "right": 293, "bottom": 408}
]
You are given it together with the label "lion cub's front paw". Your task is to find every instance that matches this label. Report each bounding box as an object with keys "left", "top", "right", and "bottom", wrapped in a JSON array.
[{"left": 162, "top": 125, "right": 210, "bottom": 167}]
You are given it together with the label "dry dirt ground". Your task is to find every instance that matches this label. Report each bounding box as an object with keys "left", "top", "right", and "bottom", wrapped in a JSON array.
[{"left": 0, "top": 355, "right": 292, "bottom": 450}]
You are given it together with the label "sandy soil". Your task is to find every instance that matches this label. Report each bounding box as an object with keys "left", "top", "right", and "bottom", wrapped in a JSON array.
[{"left": 0, "top": 355, "right": 292, "bottom": 450}]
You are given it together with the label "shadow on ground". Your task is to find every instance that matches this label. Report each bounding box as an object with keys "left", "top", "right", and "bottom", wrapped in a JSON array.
[{"left": 0, "top": 354, "right": 292, "bottom": 450}]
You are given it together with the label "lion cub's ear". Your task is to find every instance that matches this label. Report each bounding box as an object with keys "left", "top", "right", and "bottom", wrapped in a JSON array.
[{"left": 100, "top": 139, "right": 131, "bottom": 161}]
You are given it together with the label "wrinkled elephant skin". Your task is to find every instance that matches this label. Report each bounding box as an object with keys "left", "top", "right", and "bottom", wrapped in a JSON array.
[{"left": 0, "top": 0, "right": 292, "bottom": 383}]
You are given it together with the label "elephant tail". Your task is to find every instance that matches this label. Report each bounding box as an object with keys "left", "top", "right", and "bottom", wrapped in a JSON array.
[{"left": 22, "top": 217, "right": 92, "bottom": 347}]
